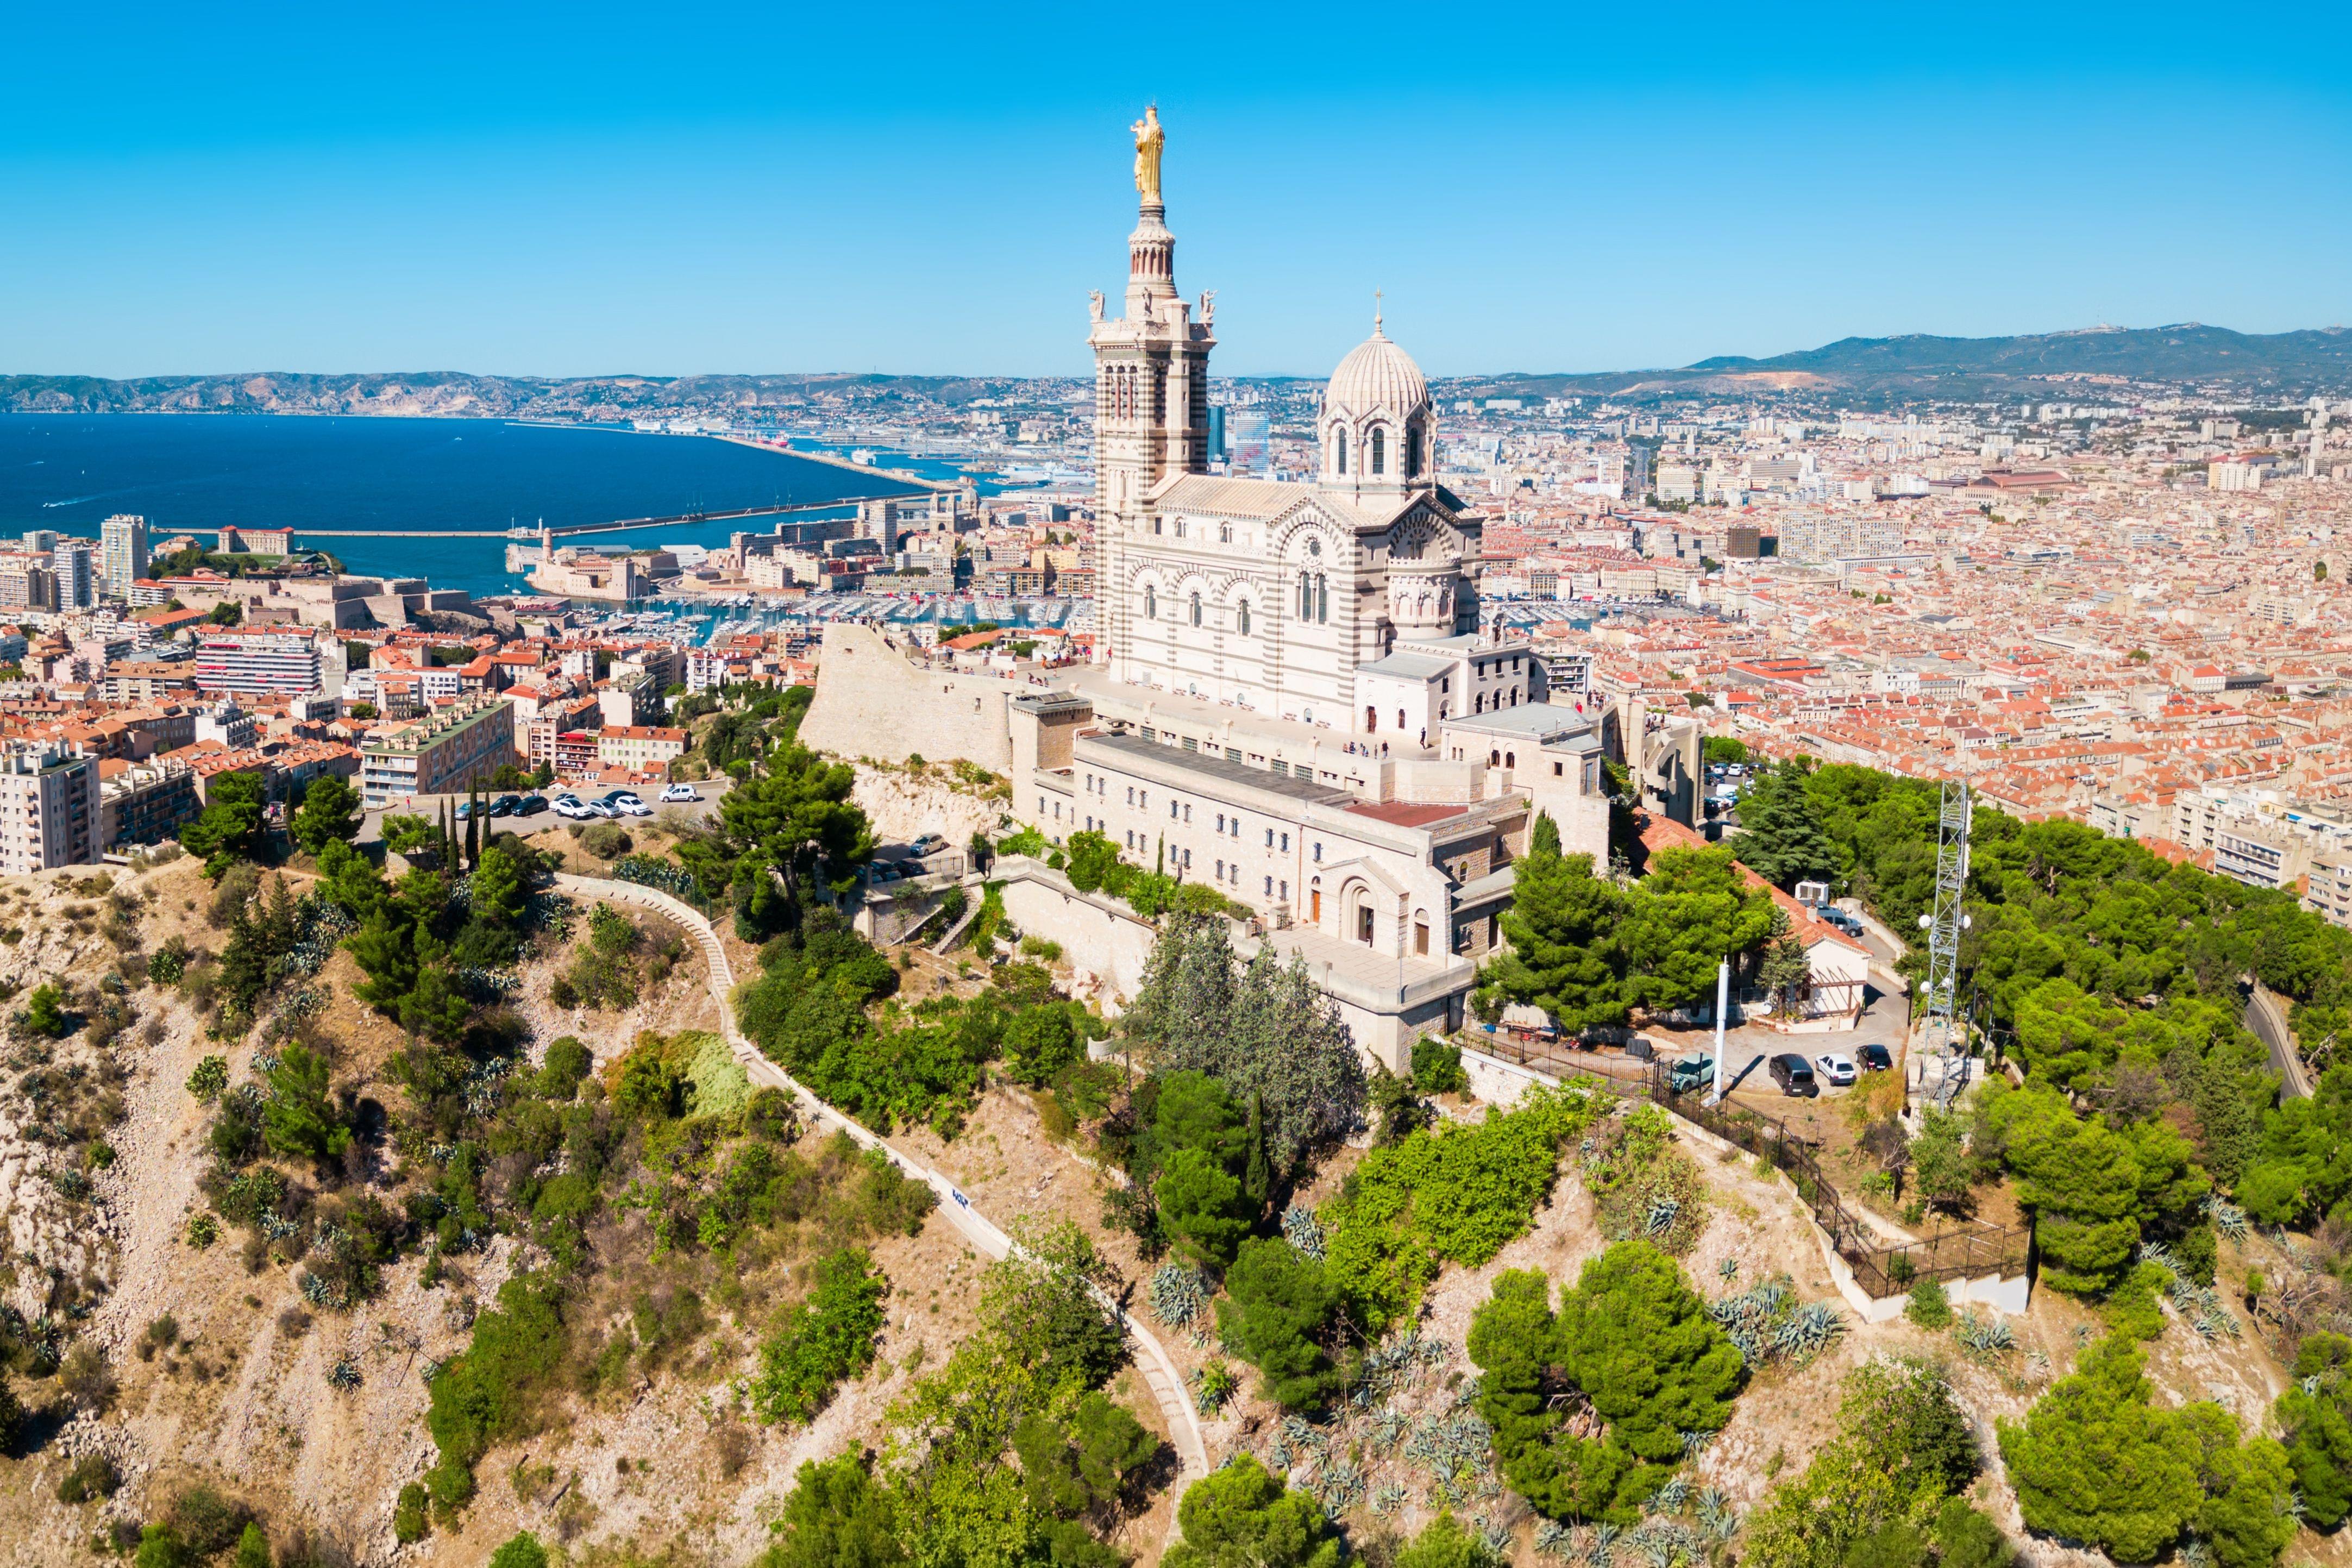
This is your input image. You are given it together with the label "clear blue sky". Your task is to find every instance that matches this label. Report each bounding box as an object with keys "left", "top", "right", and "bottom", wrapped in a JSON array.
[{"left": 6, "top": 1, "right": 2348, "bottom": 380}]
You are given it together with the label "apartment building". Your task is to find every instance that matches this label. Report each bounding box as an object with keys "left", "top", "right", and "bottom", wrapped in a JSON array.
[
  {"left": 0, "top": 741, "right": 98, "bottom": 873},
  {"left": 2307, "top": 852, "right": 2352, "bottom": 932},
  {"left": 101, "top": 514, "right": 149, "bottom": 598},
  {"left": 360, "top": 693, "right": 514, "bottom": 807},
  {"left": 598, "top": 725, "right": 688, "bottom": 773},
  {"left": 97, "top": 755, "right": 200, "bottom": 849},
  {"left": 194, "top": 631, "right": 323, "bottom": 697}
]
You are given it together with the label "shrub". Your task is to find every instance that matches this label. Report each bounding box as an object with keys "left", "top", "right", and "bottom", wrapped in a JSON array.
[
  {"left": 22, "top": 983, "right": 67, "bottom": 1038},
  {"left": 1410, "top": 1037, "right": 1469, "bottom": 1095},
  {"left": 750, "top": 1248, "right": 888, "bottom": 1426},
  {"left": 1905, "top": 1278, "right": 1954, "bottom": 1329},
  {"left": 1325, "top": 1084, "right": 1607, "bottom": 1329},
  {"left": 393, "top": 1482, "right": 429, "bottom": 1545},
  {"left": 186, "top": 1055, "right": 229, "bottom": 1103},
  {"left": 166, "top": 1484, "right": 252, "bottom": 1555},
  {"left": 578, "top": 823, "right": 632, "bottom": 860},
  {"left": 1743, "top": 1359, "right": 1985, "bottom": 1568},
  {"left": 487, "top": 1533, "right": 549, "bottom": 1568},
  {"left": 55, "top": 1453, "right": 118, "bottom": 1503}
]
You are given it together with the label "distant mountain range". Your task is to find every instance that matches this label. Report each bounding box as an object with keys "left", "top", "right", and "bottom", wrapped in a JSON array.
[
  {"left": 1458, "top": 323, "right": 2352, "bottom": 403},
  {"left": 6, "top": 323, "right": 2349, "bottom": 416}
]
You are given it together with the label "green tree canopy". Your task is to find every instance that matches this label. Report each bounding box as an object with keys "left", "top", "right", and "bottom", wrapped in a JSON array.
[
  {"left": 1161, "top": 1455, "right": 1341, "bottom": 1568},
  {"left": 1997, "top": 1337, "right": 2206, "bottom": 1563},
  {"left": 1732, "top": 758, "right": 1840, "bottom": 890},
  {"left": 180, "top": 770, "right": 267, "bottom": 876},
  {"left": 1481, "top": 848, "right": 1631, "bottom": 1034},
  {"left": 290, "top": 773, "right": 361, "bottom": 855}
]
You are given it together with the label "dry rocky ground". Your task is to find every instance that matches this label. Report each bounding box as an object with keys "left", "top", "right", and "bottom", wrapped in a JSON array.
[{"left": 0, "top": 840, "right": 2328, "bottom": 1568}]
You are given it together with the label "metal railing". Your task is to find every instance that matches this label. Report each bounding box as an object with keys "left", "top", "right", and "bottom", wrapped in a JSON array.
[{"left": 1467, "top": 1032, "right": 2030, "bottom": 1298}]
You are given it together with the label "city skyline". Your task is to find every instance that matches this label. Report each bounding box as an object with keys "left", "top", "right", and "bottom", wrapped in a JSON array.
[{"left": 6, "top": 2, "right": 2350, "bottom": 380}]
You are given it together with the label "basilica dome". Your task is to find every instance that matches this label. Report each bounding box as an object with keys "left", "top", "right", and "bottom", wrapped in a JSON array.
[{"left": 1322, "top": 322, "right": 1429, "bottom": 422}]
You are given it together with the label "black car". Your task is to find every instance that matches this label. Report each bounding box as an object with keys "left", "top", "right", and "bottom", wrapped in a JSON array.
[
  {"left": 1858, "top": 1043, "right": 1893, "bottom": 1073},
  {"left": 490, "top": 794, "right": 522, "bottom": 818},
  {"left": 1768, "top": 1053, "right": 1819, "bottom": 1096},
  {"left": 515, "top": 794, "right": 550, "bottom": 817}
]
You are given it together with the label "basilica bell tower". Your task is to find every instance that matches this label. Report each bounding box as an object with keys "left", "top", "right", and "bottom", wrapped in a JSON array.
[{"left": 1090, "top": 106, "right": 1215, "bottom": 677}]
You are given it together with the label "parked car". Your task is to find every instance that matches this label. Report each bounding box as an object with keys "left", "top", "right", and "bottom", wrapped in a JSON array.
[
  {"left": 490, "top": 794, "right": 521, "bottom": 818},
  {"left": 1768, "top": 1053, "right": 1818, "bottom": 1096},
  {"left": 516, "top": 794, "right": 549, "bottom": 817},
  {"left": 554, "top": 795, "right": 597, "bottom": 820},
  {"left": 1858, "top": 1043, "right": 1893, "bottom": 1073},
  {"left": 454, "top": 800, "right": 475, "bottom": 820},
  {"left": 660, "top": 783, "right": 699, "bottom": 804},
  {"left": 911, "top": 832, "right": 945, "bottom": 852},
  {"left": 604, "top": 792, "right": 651, "bottom": 818},
  {"left": 1667, "top": 1053, "right": 1716, "bottom": 1093},
  {"left": 1816, "top": 1053, "right": 1858, "bottom": 1087}
]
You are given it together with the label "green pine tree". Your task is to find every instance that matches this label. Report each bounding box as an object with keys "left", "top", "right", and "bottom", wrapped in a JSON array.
[{"left": 1730, "top": 758, "right": 1839, "bottom": 890}]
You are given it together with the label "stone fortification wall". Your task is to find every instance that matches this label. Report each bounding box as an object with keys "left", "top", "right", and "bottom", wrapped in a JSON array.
[
  {"left": 994, "top": 857, "right": 1164, "bottom": 1008},
  {"left": 799, "top": 623, "right": 1021, "bottom": 771}
]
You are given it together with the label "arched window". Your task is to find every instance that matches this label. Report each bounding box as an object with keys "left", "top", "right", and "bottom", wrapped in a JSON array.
[
  {"left": 1476, "top": 693, "right": 1487, "bottom": 713},
  {"left": 1407, "top": 427, "right": 1423, "bottom": 476},
  {"left": 1335, "top": 432, "right": 1347, "bottom": 474},
  {"left": 1190, "top": 592, "right": 1202, "bottom": 626},
  {"left": 1365, "top": 706, "right": 1377, "bottom": 732},
  {"left": 1489, "top": 749, "right": 1501, "bottom": 766},
  {"left": 1144, "top": 585, "right": 1156, "bottom": 620},
  {"left": 1371, "top": 428, "right": 1385, "bottom": 475},
  {"left": 1316, "top": 574, "right": 1329, "bottom": 623},
  {"left": 1236, "top": 601, "right": 1252, "bottom": 636},
  {"left": 1506, "top": 751, "right": 1517, "bottom": 769},
  {"left": 1396, "top": 708, "right": 1406, "bottom": 730},
  {"left": 1219, "top": 523, "right": 1232, "bottom": 544},
  {"left": 1299, "top": 572, "right": 1312, "bottom": 620}
]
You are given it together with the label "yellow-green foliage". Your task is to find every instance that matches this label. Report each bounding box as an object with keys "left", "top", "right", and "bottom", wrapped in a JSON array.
[
  {"left": 686, "top": 1031, "right": 751, "bottom": 1118},
  {"left": 1324, "top": 1084, "right": 1606, "bottom": 1329}
]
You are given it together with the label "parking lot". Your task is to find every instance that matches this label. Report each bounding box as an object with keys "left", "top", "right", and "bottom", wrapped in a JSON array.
[{"left": 356, "top": 780, "right": 732, "bottom": 845}]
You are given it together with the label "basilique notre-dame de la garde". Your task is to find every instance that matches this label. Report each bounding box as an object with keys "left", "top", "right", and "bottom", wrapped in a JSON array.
[{"left": 807, "top": 114, "right": 1614, "bottom": 1058}]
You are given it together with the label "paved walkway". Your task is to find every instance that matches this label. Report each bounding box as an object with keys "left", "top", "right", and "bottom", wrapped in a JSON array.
[{"left": 554, "top": 873, "right": 1211, "bottom": 1526}]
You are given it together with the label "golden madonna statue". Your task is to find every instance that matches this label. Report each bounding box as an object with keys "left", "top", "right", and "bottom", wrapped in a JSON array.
[{"left": 1131, "top": 105, "right": 1164, "bottom": 204}]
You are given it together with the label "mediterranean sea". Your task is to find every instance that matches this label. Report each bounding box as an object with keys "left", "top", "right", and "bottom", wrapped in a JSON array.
[{"left": 0, "top": 413, "right": 933, "bottom": 600}]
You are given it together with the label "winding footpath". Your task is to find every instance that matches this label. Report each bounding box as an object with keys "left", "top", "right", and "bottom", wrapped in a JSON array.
[{"left": 554, "top": 874, "right": 1211, "bottom": 1525}]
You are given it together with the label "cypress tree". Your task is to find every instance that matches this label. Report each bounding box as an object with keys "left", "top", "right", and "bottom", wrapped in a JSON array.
[
  {"left": 465, "top": 790, "right": 481, "bottom": 870},
  {"left": 1244, "top": 1091, "right": 1270, "bottom": 1212}
]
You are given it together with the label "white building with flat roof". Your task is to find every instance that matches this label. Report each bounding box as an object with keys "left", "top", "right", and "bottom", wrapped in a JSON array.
[{"left": 0, "top": 741, "right": 98, "bottom": 873}]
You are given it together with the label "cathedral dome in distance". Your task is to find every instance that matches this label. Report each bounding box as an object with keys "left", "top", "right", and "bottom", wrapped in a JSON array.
[{"left": 1322, "top": 315, "right": 1429, "bottom": 422}]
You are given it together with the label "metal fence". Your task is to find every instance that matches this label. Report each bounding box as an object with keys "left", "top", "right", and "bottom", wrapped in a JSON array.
[{"left": 1467, "top": 1033, "right": 2030, "bottom": 1299}]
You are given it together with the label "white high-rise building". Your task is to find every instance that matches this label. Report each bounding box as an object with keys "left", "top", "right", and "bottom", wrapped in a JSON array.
[
  {"left": 101, "top": 514, "right": 149, "bottom": 599},
  {"left": 51, "top": 542, "right": 95, "bottom": 611},
  {"left": 0, "top": 741, "right": 98, "bottom": 873}
]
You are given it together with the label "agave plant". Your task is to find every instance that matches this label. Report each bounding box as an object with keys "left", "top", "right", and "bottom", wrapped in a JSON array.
[
  {"left": 1773, "top": 1301, "right": 1847, "bottom": 1364},
  {"left": 2207, "top": 1196, "right": 2249, "bottom": 1240},
  {"left": 1651, "top": 1475, "right": 1692, "bottom": 1515},
  {"left": 1717, "top": 1256, "right": 1740, "bottom": 1282},
  {"left": 1695, "top": 1487, "right": 1731, "bottom": 1531},
  {"left": 1955, "top": 1311, "right": 2016, "bottom": 1360},
  {"left": 1534, "top": 1520, "right": 1577, "bottom": 1561},
  {"left": 1192, "top": 1360, "right": 1239, "bottom": 1415},
  {"left": 1680, "top": 1429, "right": 1715, "bottom": 1458},
  {"left": 1149, "top": 1262, "right": 1208, "bottom": 1329},
  {"left": 1372, "top": 1404, "right": 1410, "bottom": 1449},
  {"left": 1591, "top": 1522, "right": 1622, "bottom": 1568},
  {"left": 326, "top": 1357, "right": 362, "bottom": 1391},
  {"left": 1479, "top": 1519, "right": 1515, "bottom": 1557},
  {"left": 1283, "top": 1204, "right": 1328, "bottom": 1261},
  {"left": 1645, "top": 1194, "right": 1683, "bottom": 1238},
  {"left": 1372, "top": 1481, "right": 1408, "bottom": 1517},
  {"left": 1319, "top": 1456, "right": 1366, "bottom": 1513}
]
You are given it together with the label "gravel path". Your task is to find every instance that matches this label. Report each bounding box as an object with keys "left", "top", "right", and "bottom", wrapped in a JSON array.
[{"left": 551, "top": 873, "right": 1212, "bottom": 1538}]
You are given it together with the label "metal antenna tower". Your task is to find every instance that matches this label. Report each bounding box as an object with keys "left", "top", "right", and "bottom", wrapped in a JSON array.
[{"left": 1917, "top": 779, "right": 1973, "bottom": 1103}]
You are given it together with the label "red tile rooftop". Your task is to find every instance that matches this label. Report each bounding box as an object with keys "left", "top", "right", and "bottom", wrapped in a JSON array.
[{"left": 1344, "top": 801, "right": 1468, "bottom": 827}]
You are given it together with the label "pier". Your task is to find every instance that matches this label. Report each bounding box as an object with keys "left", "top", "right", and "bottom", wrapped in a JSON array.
[{"left": 287, "top": 494, "right": 933, "bottom": 544}]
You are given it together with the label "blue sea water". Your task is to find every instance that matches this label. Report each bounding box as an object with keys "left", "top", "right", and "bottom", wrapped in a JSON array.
[{"left": 0, "top": 413, "right": 929, "bottom": 600}]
